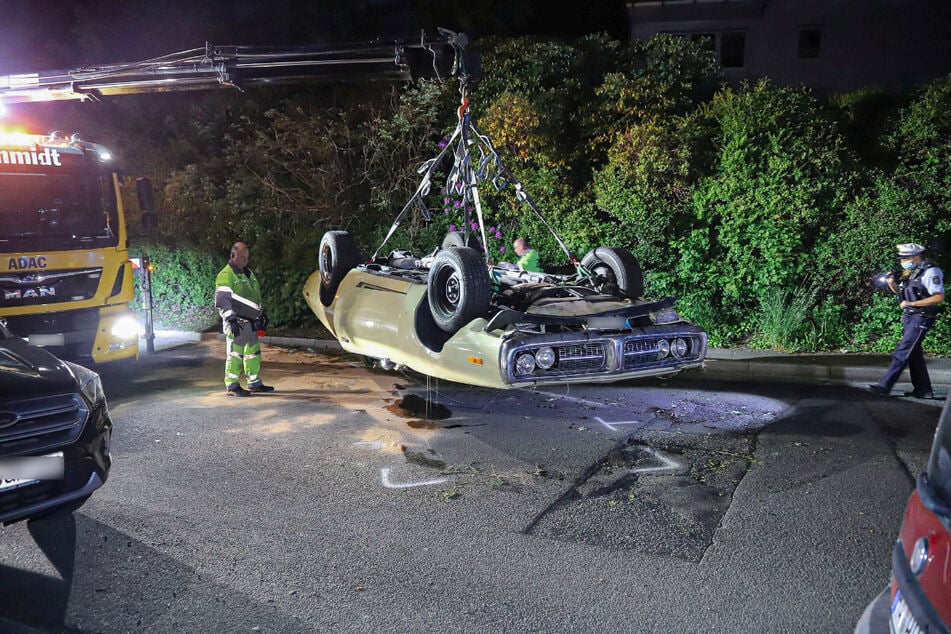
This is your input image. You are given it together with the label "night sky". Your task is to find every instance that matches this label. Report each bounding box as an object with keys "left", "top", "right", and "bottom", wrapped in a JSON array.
[{"left": 0, "top": 1, "right": 629, "bottom": 75}]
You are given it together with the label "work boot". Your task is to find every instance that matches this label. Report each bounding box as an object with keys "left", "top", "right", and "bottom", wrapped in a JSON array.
[
  {"left": 227, "top": 384, "right": 251, "bottom": 397},
  {"left": 867, "top": 384, "right": 890, "bottom": 396},
  {"left": 903, "top": 390, "right": 934, "bottom": 399},
  {"left": 247, "top": 382, "right": 275, "bottom": 393}
]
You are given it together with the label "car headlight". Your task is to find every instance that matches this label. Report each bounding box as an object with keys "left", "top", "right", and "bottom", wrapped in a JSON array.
[
  {"left": 515, "top": 352, "right": 536, "bottom": 376},
  {"left": 671, "top": 338, "right": 688, "bottom": 358},
  {"left": 657, "top": 339, "right": 670, "bottom": 360},
  {"left": 535, "top": 347, "right": 556, "bottom": 369},
  {"left": 111, "top": 316, "right": 140, "bottom": 340},
  {"left": 65, "top": 361, "right": 106, "bottom": 404}
]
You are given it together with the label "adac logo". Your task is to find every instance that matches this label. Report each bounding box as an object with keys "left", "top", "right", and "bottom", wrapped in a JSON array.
[{"left": 6, "top": 256, "right": 48, "bottom": 271}]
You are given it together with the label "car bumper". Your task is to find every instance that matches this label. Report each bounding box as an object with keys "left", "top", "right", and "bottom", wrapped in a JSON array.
[
  {"left": 499, "top": 324, "right": 708, "bottom": 386},
  {"left": 0, "top": 400, "right": 111, "bottom": 525}
]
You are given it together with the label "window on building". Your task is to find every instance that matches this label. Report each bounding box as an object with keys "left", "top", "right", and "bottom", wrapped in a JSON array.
[
  {"left": 798, "top": 28, "right": 822, "bottom": 59},
  {"left": 720, "top": 32, "right": 745, "bottom": 68},
  {"left": 690, "top": 32, "right": 716, "bottom": 51}
]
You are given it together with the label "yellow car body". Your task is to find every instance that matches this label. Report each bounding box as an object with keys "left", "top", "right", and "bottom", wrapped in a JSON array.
[{"left": 304, "top": 262, "right": 707, "bottom": 390}]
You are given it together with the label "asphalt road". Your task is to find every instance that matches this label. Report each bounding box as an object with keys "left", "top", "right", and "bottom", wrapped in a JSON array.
[{"left": 0, "top": 341, "right": 941, "bottom": 632}]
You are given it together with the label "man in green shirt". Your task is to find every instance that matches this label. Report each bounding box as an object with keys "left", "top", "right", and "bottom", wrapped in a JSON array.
[
  {"left": 512, "top": 237, "right": 542, "bottom": 272},
  {"left": 215, "top": 242, "right": 275, "bottom": 396}
]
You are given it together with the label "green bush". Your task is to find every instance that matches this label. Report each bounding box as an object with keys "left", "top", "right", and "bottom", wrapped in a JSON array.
[
  {"left": 129, "top": 241, "right": 221, "bottom": 332},
  {"left": 676, "top": 80, "right": 857, "bottom": 337}
]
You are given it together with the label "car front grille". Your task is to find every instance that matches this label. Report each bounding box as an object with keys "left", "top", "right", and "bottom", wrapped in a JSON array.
[
  {"left": 622, "top": 336, "right": 703, "bottom": 369},
  {"left": 504, "top": 329, "right": 707, "bottom": 384},
  {"left": 555, "top": 343, "right": 606, "bottom": 371},
  {"left": 0, "top": 393, "right": 88, "bottom": 457},
  {"left": 622, "top": 338, "right": 659, "bottom": 367},
  {"left": 0, "top": 268, "right": 103, "bottom": 308}
]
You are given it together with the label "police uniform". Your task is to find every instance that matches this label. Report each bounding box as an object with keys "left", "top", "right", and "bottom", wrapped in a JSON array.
[
  {"left": 870, "top": 243, "right": 944, "bottom": 398},
  {"left": 215, "top": 261, "right": 273, "bottom": 395}
]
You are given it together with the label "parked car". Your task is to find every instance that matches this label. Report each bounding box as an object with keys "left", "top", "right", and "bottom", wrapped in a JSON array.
[
  {"left": 0, "top": 319, "right": 112, "bottom": 525},
  {"left": 855, "top": 398, "right": 951, "bottom": 633},
  {"left": 303, "top": 98, "right": 707, "bottom": 389}
]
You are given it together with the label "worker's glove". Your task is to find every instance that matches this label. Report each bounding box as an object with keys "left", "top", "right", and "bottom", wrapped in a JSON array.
[{"left": 226, "top": 315, "right": 242, "bottom": 337}]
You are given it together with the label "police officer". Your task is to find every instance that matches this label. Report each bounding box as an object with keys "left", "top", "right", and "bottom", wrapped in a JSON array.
[
  {"left": 868, "top": 243, "right": 944, "bottom": 398},
  {"left": 215, "top": 242, "right": 275, "bottom": 396}
]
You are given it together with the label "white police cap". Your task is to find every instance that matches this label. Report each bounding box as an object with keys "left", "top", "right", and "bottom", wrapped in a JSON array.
[{"left": 897, "top": 243, "right": 926, "bottom": 257}]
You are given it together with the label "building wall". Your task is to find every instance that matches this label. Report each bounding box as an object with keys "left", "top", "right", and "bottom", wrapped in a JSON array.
[{"left": 628, "top": 0, "right": 951, "bottom": 93}]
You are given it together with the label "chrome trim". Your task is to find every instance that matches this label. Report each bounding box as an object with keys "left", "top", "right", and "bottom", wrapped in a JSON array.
[{"left": 500, "top": 325, "right": 708, "bottom": 385}]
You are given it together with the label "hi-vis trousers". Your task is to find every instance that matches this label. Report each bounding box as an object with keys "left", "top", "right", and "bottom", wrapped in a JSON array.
[{"left": 225, "top": 322, "right": 261, "bottom": 388}]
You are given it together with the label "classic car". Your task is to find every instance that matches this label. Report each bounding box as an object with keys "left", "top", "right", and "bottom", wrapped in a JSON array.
[
  {"left": 302, "top": 95, "right": 707, "bottom": 389},
  {"left": 0, "top": 319, "right": 112, "bottom": 524}
]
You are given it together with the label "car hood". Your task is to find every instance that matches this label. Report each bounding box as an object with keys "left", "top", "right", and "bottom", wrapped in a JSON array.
[{"left": 0, "top": 337, "right": 78, "bottom": 398}]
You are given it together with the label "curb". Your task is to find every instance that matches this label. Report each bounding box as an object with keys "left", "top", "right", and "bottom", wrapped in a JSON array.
[{"left": 701, "top": 359, "right": 887, "bottom": 382}]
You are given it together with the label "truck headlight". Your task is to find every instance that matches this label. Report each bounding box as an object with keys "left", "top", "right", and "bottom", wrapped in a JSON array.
[{"left": 111, "top": 316, "right": 140, "bottom": 340}]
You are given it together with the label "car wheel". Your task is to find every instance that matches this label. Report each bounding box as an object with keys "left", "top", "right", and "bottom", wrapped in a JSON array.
[
  {"left": 427, "top": 246, "right": 491, "bottom": 333},
  {"left": 318, "top": 231, "right": 364, "bottom": 307},
  {"left": 441, "top": 230, "right": 483, "bottom": 252},
  {"left": 581, "top": 246, "right": 644, "bottom": 299}
]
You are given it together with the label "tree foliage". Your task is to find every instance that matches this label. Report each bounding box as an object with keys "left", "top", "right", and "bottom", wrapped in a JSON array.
[{"left": 61, "top": 32, "right": 950, "bottom": 355}]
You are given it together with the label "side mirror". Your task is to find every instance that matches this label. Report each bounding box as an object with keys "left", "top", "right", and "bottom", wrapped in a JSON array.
[{"left": 136, "top": 177, "right": 157, "bottom": 229}]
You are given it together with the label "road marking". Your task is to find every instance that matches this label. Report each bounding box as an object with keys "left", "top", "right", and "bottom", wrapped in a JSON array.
[
  {"left": 538, "top": 392, "right": 617, "bottom": 408},
  {"left": 595, "top": 416, "right": 645, "bottom": 432},
  {"left": 353, "top": 440, "right": 385, "bottom": 449},
  {"left": 380, "top": 467, "right": 448, "bottom": 489},
  {"left": 631, "top": 447, "right": 682, "bottom": 475}
]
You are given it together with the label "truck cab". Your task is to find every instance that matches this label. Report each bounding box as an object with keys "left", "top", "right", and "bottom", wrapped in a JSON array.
[{"left": 0, "top": 130, "right": 139, "bottom": 362}]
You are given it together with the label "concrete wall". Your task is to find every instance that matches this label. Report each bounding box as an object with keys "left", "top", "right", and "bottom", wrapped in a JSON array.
[{"left": 628, "top": 0, "right": 951, "bottom": 93}]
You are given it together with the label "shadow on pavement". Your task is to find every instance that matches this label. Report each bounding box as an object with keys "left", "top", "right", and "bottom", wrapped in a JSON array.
[{"left": 0, "top": 510, "right": 311, "bottom": 632}]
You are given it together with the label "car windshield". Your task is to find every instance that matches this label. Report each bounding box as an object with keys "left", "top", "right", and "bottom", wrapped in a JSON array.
[
  {"left": 928, "top": 399, "right": 951, "bottom": 509},
  {"left": 0, "top": 169, "right": 118, "bottom": 249}
]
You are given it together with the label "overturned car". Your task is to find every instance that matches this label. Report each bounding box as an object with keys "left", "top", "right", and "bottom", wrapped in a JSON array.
[{"left": 304, "top": 76, "right": 706, "bottom": 389}]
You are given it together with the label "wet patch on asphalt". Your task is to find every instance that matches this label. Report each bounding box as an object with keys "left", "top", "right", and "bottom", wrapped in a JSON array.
[{"left": 523, "top": 431, "right": 757, "bottom": 562}]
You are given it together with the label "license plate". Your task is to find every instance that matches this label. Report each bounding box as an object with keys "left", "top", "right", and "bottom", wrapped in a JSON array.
[
  {"left": 0, "top": 477, "right": 39, "bottom": 493},
  {"left": 0, "top": 451, "right": 63, "bottom": 494},
  {"left": 890, "top": 589, "right": 924, "bottom": 634}
]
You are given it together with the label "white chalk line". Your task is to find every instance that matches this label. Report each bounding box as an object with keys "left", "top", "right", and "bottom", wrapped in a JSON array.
[
  {"left": 630, "top": 447, "right": 682, "bottom": 474},
  {"left": 595, "top": 416, "right": 646, "bottom": 432},
  {"left": 380, "top": 467, "right": 448, "bottom": 489}
]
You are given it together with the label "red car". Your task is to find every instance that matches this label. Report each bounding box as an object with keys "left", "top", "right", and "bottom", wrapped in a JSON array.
[{"left": 856, "top": 400, "right": 951, "bottom": 633}]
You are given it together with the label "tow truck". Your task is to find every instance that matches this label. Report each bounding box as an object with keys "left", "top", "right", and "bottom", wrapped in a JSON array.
[{"left": 0, "top": 32, "right": 468, "bottom": 362}]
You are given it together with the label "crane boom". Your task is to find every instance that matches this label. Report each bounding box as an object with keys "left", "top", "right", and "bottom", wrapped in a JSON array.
[{"left": 0, "top": 33, "right": 470, "bottom": 104}]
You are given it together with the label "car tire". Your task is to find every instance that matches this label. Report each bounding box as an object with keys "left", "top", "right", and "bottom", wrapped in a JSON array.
[
  {"left": 441, "top": 230, "right": 483, "bottom": 252},
  {"left": 582, "top": 246, "right": 644, "bottom": 299},
  {"left": 427, "top": 246, "right": 491, "bottom": 333},
  {"left": 318, "top": 231, "right": 364, "bottom": 307}
]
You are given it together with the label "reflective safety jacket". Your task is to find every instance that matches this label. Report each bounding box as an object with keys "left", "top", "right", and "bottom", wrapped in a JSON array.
[
  {"left": 900, "top": 260, "right": 943, "bottom": 317},
  {"left": 215, "top": 263, "right": 263, "bottom": 320},
  {"left": 517, "top": 248, "right": 542, "bottom": 273}
]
